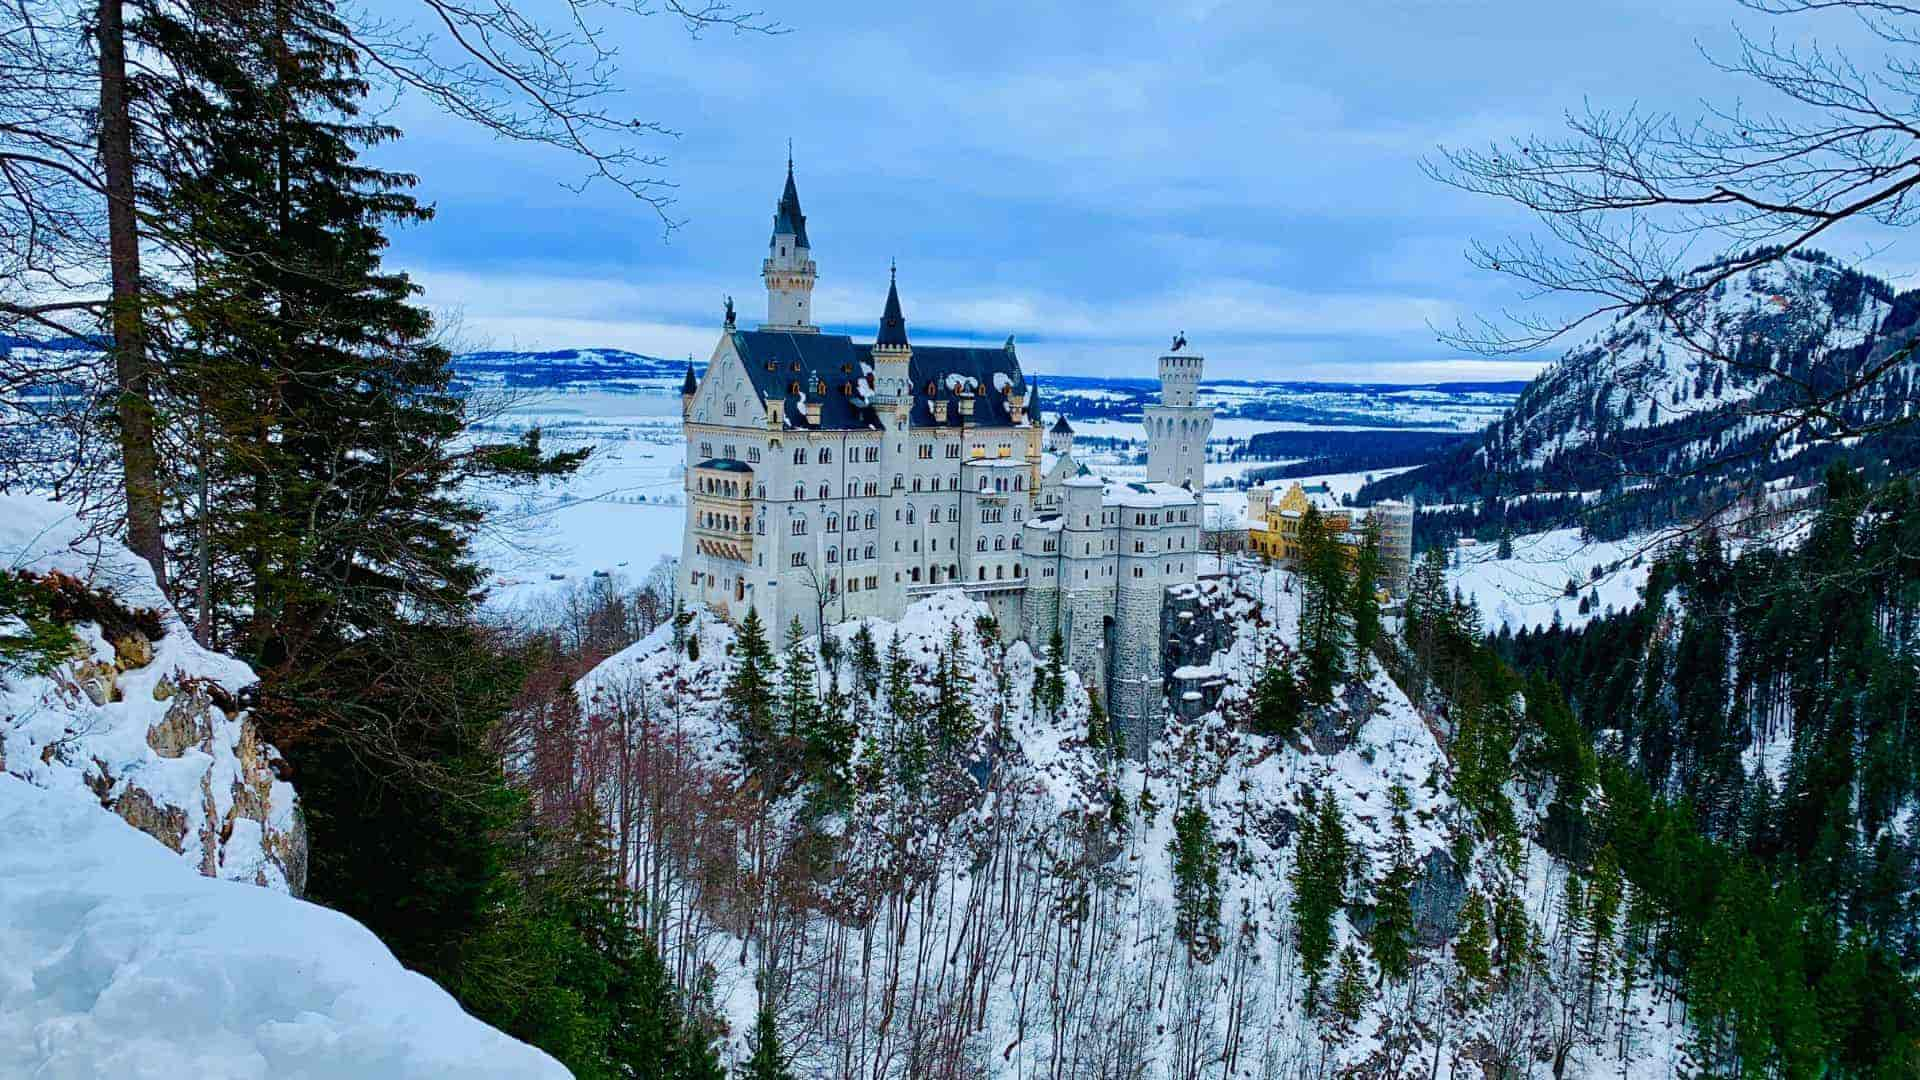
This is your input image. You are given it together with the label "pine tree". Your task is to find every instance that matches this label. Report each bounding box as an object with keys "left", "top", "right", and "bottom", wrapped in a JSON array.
[
  {"left": 1290, "top": 792, "right": 1350, "bottom": 1006},
  {"left": 1349, "top": 519, "right": 1384, "bottom": 662},
  {"left": 776, "top": 617, "right": 823, "bottom": 791},
  {"left": 726, "top": 610, "right": 777, "bottom": 782},
  {"left": 1296, "top": 506, "right": 1350, "bottom": 702},
  {"left": 1331, "top": 945, "right": 1372, "bottom": 1024},
  {"left": 1455, "top": 891, "right": 1493, "bottom": 991},
  {"left": 740, "top": 998, "right": 795, "bottom": 1080},
  {"left": 882, "top": 636, "right": 927, "bottom": 794},
  {"left": 1367, "top": 784, "right": 1418, "bottom": 985},
  {"left": 850, "top": 623, "right": 880, "bottom": 699},
  {"left": 1250, "top": 650, "right": 1303, "bottom": 741},
  {"left": 931, "top": 627, "right": 978, "bottom": 758},
  {"left": 1169, "top": 799, "right": 1223, "bottom": 961}
]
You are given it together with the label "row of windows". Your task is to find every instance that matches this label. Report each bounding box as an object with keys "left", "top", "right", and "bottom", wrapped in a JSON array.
[
  {"left": 974, "top": 535, "right": 1022, "bottom": 552},
  {"left": 824, "top": 545, "right": 878, "bottom": 563},
  {"left": 697, "top": 441, "right": 762, "bottom": 464}
]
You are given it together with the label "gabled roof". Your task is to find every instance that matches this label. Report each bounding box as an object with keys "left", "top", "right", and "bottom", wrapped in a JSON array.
[
  {"left": 729, "top": 329, "right": 1028, "bottom": 432},
  {"left": 1050, "top": 413, "right": 1073, "bottom": 434},
  {"left": 772, "top": 162, "right": 809, "bottom": 249}
]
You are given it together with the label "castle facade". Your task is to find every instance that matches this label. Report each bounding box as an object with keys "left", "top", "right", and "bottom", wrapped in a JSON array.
[{"left": 679, "top": 162, "right": 1211, "bottom": 749}]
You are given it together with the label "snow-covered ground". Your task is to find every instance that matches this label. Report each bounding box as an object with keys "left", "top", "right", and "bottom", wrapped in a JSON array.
[
  {"left": 0, "top": 492, "right": 566, "bottom": 1078},
  {"left": 0, "top": 775, "right": 568, "bottom": 1079},
  {"left": 1446, "top": 529, "right": 1660, "bottom": 634}
]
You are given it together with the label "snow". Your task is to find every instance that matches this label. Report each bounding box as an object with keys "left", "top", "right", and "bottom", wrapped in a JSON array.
[
  {"left": 1, "top": 493, "right": 300, "bottom": 892},
  {"left": 1448, "top": 528, "right": 1659, "bottom": 633},
  {"left": 0, "top": 775, "right": 569, "bottom": 1080}
]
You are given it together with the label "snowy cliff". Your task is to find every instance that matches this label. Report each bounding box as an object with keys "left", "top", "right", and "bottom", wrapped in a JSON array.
[
  {"left": 0, "top": 494, "right": 570, "bottom": 1079},
  {"left": 576, "top": 576, "right": 1690, "bottom": 1076}
]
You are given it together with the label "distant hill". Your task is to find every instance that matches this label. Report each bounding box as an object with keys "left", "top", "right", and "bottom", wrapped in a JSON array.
[{"left": 1362, "top": 249, "right": 1920, "bottom": 540}]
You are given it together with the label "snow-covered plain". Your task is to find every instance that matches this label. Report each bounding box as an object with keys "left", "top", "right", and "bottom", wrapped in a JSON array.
[{"left": 0, "top": 775, "right": 569, "bottom": 1080}]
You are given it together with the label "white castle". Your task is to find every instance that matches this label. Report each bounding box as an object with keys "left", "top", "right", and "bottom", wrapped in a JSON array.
[{"left": 680, "top": 161, "right": 1212, "bottom": 748}]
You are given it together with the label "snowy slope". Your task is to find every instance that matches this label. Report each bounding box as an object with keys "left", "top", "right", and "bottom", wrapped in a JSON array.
[
  {"left": 0, "top": 774, "right": 569, "bottom": 1080},
  {"left": 1, "top": 494, "right": 570, "bottom": 1078},
  {"left": 1480, "top": 251, "right": 1916, "bottom": 483},
  {"left": 577, "top": 577, "right": 1692, "bottom": 1075},
  {"left": 1, "top": 494, "right": 303, "bottom": 891}
]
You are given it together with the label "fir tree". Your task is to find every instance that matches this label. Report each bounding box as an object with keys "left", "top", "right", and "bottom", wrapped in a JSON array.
[
  {"left": 1290, "top": 792, "right": 1350, "bottom": 1006},
  {"left": 1296, "top": 506, "right": 1350, "bottom": 702},
  {"left": 1331, "top": 945, "right": 1372, "bottom": 1024},
  {"left": 1250, "top": 650, "right": 1303, "bottom": 741},
  {"left": 1169, "top": 799, "right": 1223, "bottom": 962},
  {"left": 740, "top": 998, "right": 795, "bottom": 1080},
  {"left": 1367, "top": 784, "right": 1418, "bottom": 985},
  {"left": 1349, "top": 519, "right": 1384, "bottom": 663},
  {"left": 726, "top": 609, "right": 777, "bottom": 782},
  {"left": 1455, "top": 892, "right": 1493, "bottom": 991}
]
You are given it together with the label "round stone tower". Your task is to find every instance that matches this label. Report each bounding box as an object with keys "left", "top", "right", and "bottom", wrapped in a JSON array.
[{"left": 1143, "top": 346, "right": 1212, "bottom": 489}]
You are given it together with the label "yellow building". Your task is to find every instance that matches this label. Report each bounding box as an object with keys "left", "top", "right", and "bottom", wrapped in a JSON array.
[{"left": 1245, "top": 481, "right": 1414, "bottom": 595}]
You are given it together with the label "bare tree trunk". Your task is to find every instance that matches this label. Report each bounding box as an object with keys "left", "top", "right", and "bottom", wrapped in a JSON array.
[{"left": 95, "top": 0, "right": 165, "bottom": 591}]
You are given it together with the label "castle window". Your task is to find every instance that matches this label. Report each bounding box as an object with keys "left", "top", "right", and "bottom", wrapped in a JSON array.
[
  {"left": 748, "top": 447, "right": 761, "bottom": 463},
  {"left": 946, "top": 444, "right": 959, "bottom": 459},
  {"left": 864, "top": 482, "right": 877, "bottom": 496},
  {"left": 911, "top": 567, "right": 921, "bottom": 582},
  {"left": 918, "top": 444, "right": 933, "bottom": 460},
  {"left": 793, "top": 448, "right": 805, "bottom": 464},
  {"left": 699, "top": 442, "right": 712, "bottom": 457},
  {"left": 724, "top": 400, "right": 736, "bottom": 417},
  {"left": 906, "top": 507, "right": 916, "bottom": 524},
  {"left": 791, "top": 519, "right": 807, "bottom": 535},
  {"left": 756, "top": 483, "right": 766, "bottom": 499},
  {"left": 893, "top": 474, "right": 904, "bottom": 490},
  {"left": 817, "top": 483, "right": 829, "bottom": 499},
  {"left": 826, "top": 515, "right": 838, "bottom": 532},
  {"left": 994, "top": 537, "right": 1005, "bottom": 551},
  {"left": 996, "top": 566, "right": 1004, "bottom": 579},
  {"left": 793, "top": 483, "right": 805, "bottom": 500},
  {"left": 791, "top": 552, "right": 807, "bottom": 567},
  {"left": 1133, "top": 567, "right": 1144, "bottom": 578},
  {"left": 819, "top": 448, "right": 831, "bottom": 464},
  {"left": 826, "top": 548, "right": 837, "bottom": 563},
  {"left": 865, "top": 545, "right": 875, "bottom": 559},
  {"left": 978, "top": 567, "right": 987, "bottom": 581},
  {"left": 723, "top": 444, "right": 736, "bottom": 459},
  {"left": 976, "top": 537, "right": 987, "bottom": 552},
  {"left": 1011, "top": 536, "right": 1021, "bottom": 550},
  {"left": 865, "top": 512, "right": 876, "bottom": 528}
]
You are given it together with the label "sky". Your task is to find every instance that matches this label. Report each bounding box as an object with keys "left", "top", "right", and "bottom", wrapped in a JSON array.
[{"left": 367, "top": 0, "right": 1908, "bottom": 383}]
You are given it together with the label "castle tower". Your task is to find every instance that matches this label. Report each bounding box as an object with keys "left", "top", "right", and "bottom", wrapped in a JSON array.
[
  {"left": 1046, "top": 412, "right": 1074, "bottom": 456},
  {"left": 1143, "top": 342, "right": 1211, "bottom": 489},
  {"left": 870, "top": 263, "right": 912, "bottom": 410},
  {"left": 762, "top": 156, "right": 817, "bottom": 331},
  {"left": 680, "top": 358, "right": 697, "bottom": 420}
]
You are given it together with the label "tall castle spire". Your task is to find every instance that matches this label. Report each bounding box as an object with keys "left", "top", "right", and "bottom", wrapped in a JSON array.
[
  {"left": 870, "top": 261, "right": 911, "bottom": 410},
  {"left": 876, "top": 259, "right": 908, "bottom": 348},
  {"left": 763, "top": 150, "right": 817, "bottom": 331}
]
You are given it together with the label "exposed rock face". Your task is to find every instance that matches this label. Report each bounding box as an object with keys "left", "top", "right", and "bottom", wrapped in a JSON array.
[
  {"left": 2, "top": 495, "right": 305, "bottom": 896},
  {"left": 1410, "top": 847, "right": 1467, "bottom": 945},
  {"left": 1161, "top": 575, "right": 1245, "bottom": 719}
]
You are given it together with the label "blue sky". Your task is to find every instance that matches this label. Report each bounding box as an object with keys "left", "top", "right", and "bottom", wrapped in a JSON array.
[{"left": 371, "top": 0, "right": 1901, "bottom": 382}]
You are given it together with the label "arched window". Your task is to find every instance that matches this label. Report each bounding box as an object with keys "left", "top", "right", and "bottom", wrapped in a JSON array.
[
  {"left": 793, "top": 483, "right": 805, "bottom": 500},
  {"left": 826, "top": 514, "right": 839, "bottom": 532},
  {"left": 793, "top": 448, "right": 805, "bottom": 465},
  {"left": 976, "top": 537, "right": 987, "bottom": 552},
  {"left": 906, "top": 506, "right": 916, "bottom": 524},
  {"left": 994, "top": 536, "right": 1005, "bottom": 550},
  {"left": 977, "top": 566, "right": 987, "bottom": 581},
  {"left": 817, "top": 483, "right": 829, "bottom": 499},
  {"left": 819, "top": 448, "right": 831, "bottom": 464}
]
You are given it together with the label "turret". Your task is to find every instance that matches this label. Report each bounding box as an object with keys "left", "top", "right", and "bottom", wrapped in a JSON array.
[
  {"left": 1046, "top": 412, "right": 1075, "bottom": 456},
  {"left": 762, "top": 154, "right": 817, "bottom": 331},
  {"left": 680, "top": 358, "right": 698, "bottom": 419},
  {"left": 869, "top": 262, "right": 912, "bottom": 411}
]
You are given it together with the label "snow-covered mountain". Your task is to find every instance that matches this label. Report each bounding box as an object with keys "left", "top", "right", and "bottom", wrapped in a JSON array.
[
  {"left": 1480, "top": 250, "right": 1918, "bottom": 487},
  {"left": 0, "top": 494, "right": 569, "bottom": 1078}
]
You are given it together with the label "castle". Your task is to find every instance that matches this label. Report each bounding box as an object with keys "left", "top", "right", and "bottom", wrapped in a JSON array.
[
  {"left": 679, "top": 161, "right": 1211, "bottom": 749},
  {"left": 1246, "top": 481, "right": 1414, "bottom": 594}
]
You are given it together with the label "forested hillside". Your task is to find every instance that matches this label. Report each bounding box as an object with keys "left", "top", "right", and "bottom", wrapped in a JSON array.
[{"left": 1497, "top": 466, "right": 1920, "bottom": 1073}]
